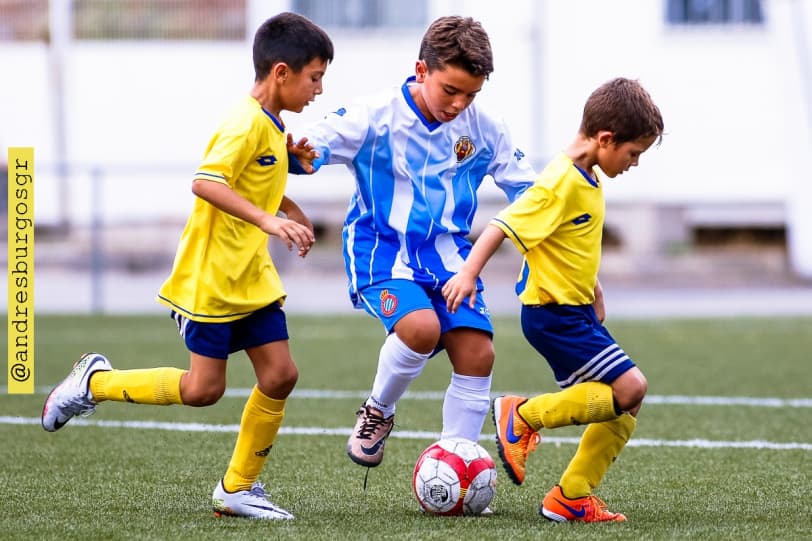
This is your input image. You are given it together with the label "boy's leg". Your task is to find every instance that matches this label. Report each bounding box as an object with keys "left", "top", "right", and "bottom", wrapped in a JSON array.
[
  {"left": 367, "top": 328, "right": 433, "bottom": 417},
  {"left": 348, "top": 281, "right": 436, "bottom": 467},
  {"left": 556, "top": 412, "right": 637, "bottom": 497},
  {"left": 519, "top": 381, "right": 618, "bottom": 429},
  {"left": 223, "top": 385, "right": 287, "bottom": 492},
  {"left": 213, "top": 309, "right": 296, "bottom": 520},
  {"left": 433, "top": 290, "right": 495, "bottom": 443},
  {"left": 89, "top": 366, "right": 186, "bottom": 405},
  {"left": 540, "top": 413, "right": 636, "bottom": 523},
  {"left": 215, "top": 383, "right": 294, "bottom": 522},
  {"left": 440, "top": 328, "right": 493, "bottom": 442},
  {"left": 494, "top": 304, "right": 637, "bottom": 487},
  {"left": 347, "top": 327, "right": 431, "bottom": 467}
]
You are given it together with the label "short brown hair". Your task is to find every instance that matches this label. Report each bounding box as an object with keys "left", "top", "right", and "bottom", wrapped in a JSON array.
[
  {"left": 580, "top": 78, "right": 664, "bottom": 145},
  {"left": 418, "top": 16, "right": 493, "bottom": 78}
]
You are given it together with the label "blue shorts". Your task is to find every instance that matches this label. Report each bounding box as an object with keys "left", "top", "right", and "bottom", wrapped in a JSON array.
[
  {"left": 356, "top": 279, "right": 493, "bottom": 338},
  {"left": 520, "top": 304, "right": 635, "bottom": 388},
  {"left": 171, "top": 302, "right": 288, "bottom": 360}
]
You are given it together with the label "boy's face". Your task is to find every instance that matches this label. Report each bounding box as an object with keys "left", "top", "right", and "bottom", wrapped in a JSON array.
[
  {"left": 280, "top": 57, "right": 329, "bottom": 113},
  {"left": 412, "top": 61, "right": 485, "bottom": 123},
  {"left": 598, "top": 133, "right": 658, "bottom": 178}
]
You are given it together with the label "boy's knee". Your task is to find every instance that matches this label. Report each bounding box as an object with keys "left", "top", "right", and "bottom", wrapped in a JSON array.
[
  {"left": 182, "top": 383, "right": 225, "bottom": 407},
  {"left": 613, "top": 369, "right": 647, "bottom": 412},
  {"left": 395, "top": 314, "right": 441, "bottom": 353}
]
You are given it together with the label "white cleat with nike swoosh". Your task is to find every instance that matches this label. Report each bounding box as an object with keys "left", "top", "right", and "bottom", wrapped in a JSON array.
[
  {"left": 41, "top": 352, "right": 112, "bottom": 432},
  {"left": 212, "top": 479, "right": 294, "bottom": 520}
]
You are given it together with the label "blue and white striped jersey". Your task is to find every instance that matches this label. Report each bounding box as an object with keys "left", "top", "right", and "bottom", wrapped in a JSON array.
[{"left": 304, "top": 77, "right": 536, "bottom": 305}]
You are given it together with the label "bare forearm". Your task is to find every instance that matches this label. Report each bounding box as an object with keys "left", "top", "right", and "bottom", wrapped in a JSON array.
[
  {"left": 192, "top": 179, "right": 266, "bottom": 227},
  {"left": 460, "top": 224, "right": 508, "bottom": 277}
]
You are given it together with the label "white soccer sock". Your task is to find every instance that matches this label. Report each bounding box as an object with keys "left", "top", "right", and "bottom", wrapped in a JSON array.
[
  {"left": 441, "top": 372, "right": 492, "bottom": 442},
  {"left": 366, "top": 332, "right": 431, "bottom": 418}
]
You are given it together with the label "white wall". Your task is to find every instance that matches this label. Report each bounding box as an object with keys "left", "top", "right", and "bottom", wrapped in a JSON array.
[{"left": 2, "top": 0, "right": 812, "bottom": 274}]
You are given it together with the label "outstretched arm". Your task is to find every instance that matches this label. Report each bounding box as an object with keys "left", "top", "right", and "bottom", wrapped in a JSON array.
[
  {"left": 442, "top": 224, "right": 507, "bottom": 313},
  {"left": 287, "top": 134, "right": 320, "bottom": 174},
  {"left": 192, "top": 179, "right": 315, "bottom": 257}
]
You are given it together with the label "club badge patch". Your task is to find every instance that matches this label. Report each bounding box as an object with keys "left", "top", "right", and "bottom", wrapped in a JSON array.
[
  {"left": 454, "top": 136, "right": 475, "bottom": 162},
  {"left": 380, "top": 289, "right": 398, "bottom": 317}
]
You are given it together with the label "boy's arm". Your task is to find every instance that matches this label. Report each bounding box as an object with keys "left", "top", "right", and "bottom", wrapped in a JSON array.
[
  {"left": 279, "top": 195, "right": 314, "bottom": 234},
  {"left": 442, "top": 224, "right": 507, "bottom": 313},
  {"left": 593, "top": 278, "right": 606, "bottom": 322},
  {"left": 286, "top": 134, "right": 321, "bottom": 174},
  {"left": 192, "top": 179, "right": 314, "bottom": 257}
]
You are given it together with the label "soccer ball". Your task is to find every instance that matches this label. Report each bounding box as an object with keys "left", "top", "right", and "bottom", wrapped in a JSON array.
[{"left": 412, "top": 437, "right": 497, "bottom": 516}]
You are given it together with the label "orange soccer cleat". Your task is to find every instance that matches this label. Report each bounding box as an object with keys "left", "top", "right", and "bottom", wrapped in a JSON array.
[
  {"left": 492, "top": 395, "right": 540, "bottom": 485},
  {"left": 540, "top": 485, "right": 627, "bottom": 523}
]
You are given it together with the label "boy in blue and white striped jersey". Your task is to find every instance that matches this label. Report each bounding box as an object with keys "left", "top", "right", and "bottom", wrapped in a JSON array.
[{"left": 297, "top": 15, "right": 536, "bottom": 469}]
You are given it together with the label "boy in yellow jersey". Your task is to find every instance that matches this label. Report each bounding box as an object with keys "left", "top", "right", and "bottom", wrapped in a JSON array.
[
  {"left": 41, "top": 13, "right": 333, "bottom": 520},
  {"left": 443, "top": 77, "right": 664, "bottom": 523}
]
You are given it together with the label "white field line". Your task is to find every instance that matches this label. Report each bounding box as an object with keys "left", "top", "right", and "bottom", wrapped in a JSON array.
[
  {"left": 1, "top": 416, "right": 810, "bottom": 451},
  {"left": 9, "top": 387, "right": 812, "bottom": 408}
]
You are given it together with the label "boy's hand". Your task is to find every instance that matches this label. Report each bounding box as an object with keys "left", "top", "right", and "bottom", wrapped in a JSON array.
[
  {"left": 260, "top": 214, "right": 315, "bottom": 258},
  {"left": 287, "top": 134, "right": 319, "bottom": 174},
  {"left": 442, "top": 272, "right": 478, "bottom": 313}
]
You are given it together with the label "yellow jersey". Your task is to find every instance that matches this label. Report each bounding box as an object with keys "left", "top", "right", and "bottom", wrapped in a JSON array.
[
  {"left": 158, "top": 96, "right": 288, "bottom": 322},
  {"left": 491, "top": 152, "right": 604, "bottom": 306}
]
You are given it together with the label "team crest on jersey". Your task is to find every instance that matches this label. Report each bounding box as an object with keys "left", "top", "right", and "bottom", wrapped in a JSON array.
[
  {"left": 380, "top": 289, "right": 398, "bottom": 316},
  {"left": 256, "top": 154, "right": 277, "bottom": 166},
  {"left": 454, "top": 136, "right": 475, "bottom": 162}
]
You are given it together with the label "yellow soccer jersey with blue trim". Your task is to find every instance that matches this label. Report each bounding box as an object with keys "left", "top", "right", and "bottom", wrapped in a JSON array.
[
  {"left": 157, "top": 96, "right": 288, "bottom": 322},
  {"left": 491, "top": 152, "right": 604, "bottom": 306}
]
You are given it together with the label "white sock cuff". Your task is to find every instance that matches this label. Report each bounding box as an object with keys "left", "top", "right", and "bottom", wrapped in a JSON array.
[
  {"left": 386, "top": 332, "right": 432, "bottom": 364},
  {"left": 450, "top": 372, "right": 493, "bottom": 395}
]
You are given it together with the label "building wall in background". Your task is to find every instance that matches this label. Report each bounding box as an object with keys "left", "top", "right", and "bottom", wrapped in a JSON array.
[{"left": 2, "top": 0, "right": 811, "bottom": 276}]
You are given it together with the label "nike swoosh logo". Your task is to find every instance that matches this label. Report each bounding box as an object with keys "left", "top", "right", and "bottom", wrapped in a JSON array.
[
  {"left": 360, "top": 439, "right": 385, "bottom": 456},
  {"left": 505, "top": 406, "right": 523, "bottom": 444},
  {"left": 554, "top": 498, "right": 586, "bottom": 518}
]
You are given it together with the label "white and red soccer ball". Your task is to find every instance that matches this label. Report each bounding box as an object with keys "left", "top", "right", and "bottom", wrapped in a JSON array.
[{"left": 412, "top": 437, "right": 497, "bottom": 515}]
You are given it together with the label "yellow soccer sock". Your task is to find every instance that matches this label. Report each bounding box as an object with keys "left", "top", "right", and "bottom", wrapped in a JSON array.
[
  {"left": 558, "top": 413, "right": 637, "bottom": 498},
  {"left": 89, "top": 367, "right": 185, "bottom": 405},
  {"left": 518, "top": 381, "right": 617, "bottom": 430},
  {"left": 223, "top": 386, "right": 286, "bottom": 493}
]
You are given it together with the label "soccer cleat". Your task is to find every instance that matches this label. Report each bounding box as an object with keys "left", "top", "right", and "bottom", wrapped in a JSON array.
[
  {"left": 347, "top": 403, "right": 394, "bottom": 467},
  {"left": 540, "top": 485, "right": 627, "bottom": 523},
  {"left": 41, "top": 352, "right": 112, "bottom": 432},
  {"left": 492, "top": 395, "right": 540, "bottom": 485},
  {"left": 212, "top": 479, "right": 294, "bottom": 520}
]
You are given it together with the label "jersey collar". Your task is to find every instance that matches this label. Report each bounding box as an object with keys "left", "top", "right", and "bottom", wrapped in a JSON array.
[
  {"left": 261, "top": 107, "right": 285, "bottom": 133},
  {"left": 573, "top": 163, "right": 600, "bottom": 188},
  {"left": 401, "top": 76, "right": 442, "bottom": 131}
]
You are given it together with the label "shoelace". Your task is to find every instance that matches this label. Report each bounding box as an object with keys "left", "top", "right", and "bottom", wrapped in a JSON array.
[
  {"left": 356, "top": 408, "right": 390, "bottom": 440},
  {"left": 60, "top": 385, "right": 96, "bottom": 418},
  {"left": 248, "top": 482, "right": 268, "bottom": 500},
  {"left": 583, "top": 495, "right": 613, "bottom": 519}
]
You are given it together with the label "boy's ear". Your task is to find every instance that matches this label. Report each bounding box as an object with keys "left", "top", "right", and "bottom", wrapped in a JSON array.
[
  {"left": 415, "top": 60, "right": 428, "bottom": 83},
  {"left": 597, "top": 130, "right": 616, "bottom": 147},
  {"left": 272, "top": 62, "right": 290, "bottom": 82}
]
